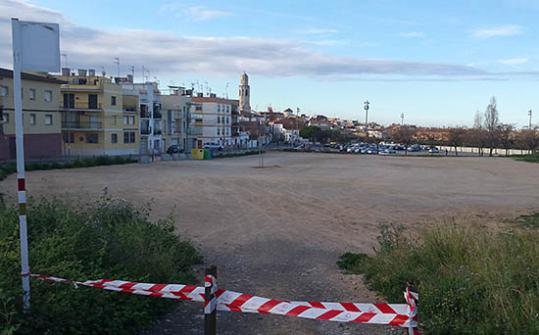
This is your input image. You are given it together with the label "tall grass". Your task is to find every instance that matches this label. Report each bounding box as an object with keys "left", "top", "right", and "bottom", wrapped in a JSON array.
[
  {"left": 0, "top": 197, "right": 201, "bottom": 335},
  {"left": 338, "top": 222, "right": 539, "bottom": 334}
]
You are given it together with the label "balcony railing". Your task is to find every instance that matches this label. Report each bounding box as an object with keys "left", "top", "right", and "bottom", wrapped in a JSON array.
[
  {"left": 62, "top": 121, "right": 103, "bottom": 130},
  {"left": 61, "top": 103, "right": 102, "bottom": 111}
]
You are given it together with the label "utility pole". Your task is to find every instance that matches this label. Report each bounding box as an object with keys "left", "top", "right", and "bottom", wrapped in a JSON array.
[
  {"left": 114, "top": 57, "right": 120, "bottom": 78},
  {"left": 364, "top": 100, "right": 370, "bottom": 138}
]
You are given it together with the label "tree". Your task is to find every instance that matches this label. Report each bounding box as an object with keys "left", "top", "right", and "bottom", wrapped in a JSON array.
[
  {"left": 519, "top": 127, "right": 539, "bottom": 154},
  {"left": 497, "top": 124, "right": 514, "bottom": 156},
  {"left": 469, "top": 110, "right": 487, "bottom": 156},
  {"left": 484, "top": 97, "right": 499, "bottom": 157},
  {"left": 390, "top": 126, "right": 416, "bottom": 155},
  {"left": 447, "top": 128, "right": 466, "bottom": 156},
  {"left": 299, "top": 126, "right": 321, "bottom": 142}
]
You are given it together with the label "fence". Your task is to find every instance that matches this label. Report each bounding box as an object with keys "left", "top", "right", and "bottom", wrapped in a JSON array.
[{"left": 31, "top": 266, "right": 420, "bottom": 335}]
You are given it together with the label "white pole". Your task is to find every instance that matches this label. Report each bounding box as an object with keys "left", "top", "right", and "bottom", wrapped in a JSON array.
[{"left": 11, "top": 18, "right": 31, "bottom": 311}]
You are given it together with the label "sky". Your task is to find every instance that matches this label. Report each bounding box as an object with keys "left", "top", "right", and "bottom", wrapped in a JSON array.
[{"left": 1, "top": 0, "right": 538, "bottom": 127}]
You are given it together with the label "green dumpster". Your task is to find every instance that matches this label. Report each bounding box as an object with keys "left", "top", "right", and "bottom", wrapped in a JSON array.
[{"left": 203, "top": 149, "right": 212, "bottom": 160}]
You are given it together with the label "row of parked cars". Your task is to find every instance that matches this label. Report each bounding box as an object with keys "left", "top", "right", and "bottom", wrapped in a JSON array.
[{"left": 345, "top": 143, "right": 440, "bottom": 155}]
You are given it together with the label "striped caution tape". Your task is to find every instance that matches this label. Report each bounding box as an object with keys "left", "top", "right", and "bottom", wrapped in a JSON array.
[{"left": 31, "top": 274, "right": 418, "bottom": 329}]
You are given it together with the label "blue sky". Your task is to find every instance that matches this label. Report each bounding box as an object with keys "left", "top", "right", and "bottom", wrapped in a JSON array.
[{"left": 1, "top": 0, "right": 539, "bottom": 127}]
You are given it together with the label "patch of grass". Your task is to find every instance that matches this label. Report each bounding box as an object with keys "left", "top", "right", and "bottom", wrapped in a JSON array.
[
  {"left": 339, "top": 222, "right": 539, "bottom": 334},
  {"left": 513, "top": 154, "right": 539, "bottom": 163},
  {"left": 517, "top": 212, "right": 539, "bottom": 228},
  {"left": 0, "top": 156, "right": 136, "bottom": 181},
  {"left": 0, "top": 197, "right": 201, "bottom": 335}
]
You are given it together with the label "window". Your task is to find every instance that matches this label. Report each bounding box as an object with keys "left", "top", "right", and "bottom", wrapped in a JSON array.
[
  {"left": 0, "top": 85, "right": 8, "bottom": 97},
  {"left": 217, "top": 104, "right": 221, "bottom": 112},
  {"left": 217, "top": 128, "right": 220, "bottom": 135},
  {"left": 29, "top": 88, "right": 36, "bottom": 100},
  {"left": 63, "top": 133, "right": 74, "bottom": 143},
  {"left": 63, "top": 93, "right": 75, "bottom": 108},
  {"left": 29, "top": 114, "right": 36, "bottom": 125},
  {"left": 123, "top": 116, "right": 128, "bottom": 125},
  {"left": 123, "top": 131, "right": 136, "bottom": 143},
  {"left": 0, "top": 108, "right": 6, "bottom": 123},
  {"left": 44, "top": 90, "right": 52, "bottom": 102},
  {"left": 123, "top": 115, "right": 135, "bottom": 125},
  {"left": 111, "top": 133, "right": 118, "bottom": 144},
  {"left": 86, "top": 133, "right": 98, "bottom": 144},
  {"left": 44, "top": 114, "right": 53, "bottom": 125},
  {"left": 226, "top": 117, "right": 229, "bottom": 124},
  {"left": 88, "top": 94, "right": 98, "bottom": 109},
  {"left": 217, "top": 116, "right": 221, "bottom": 124},
  {"left": 111, "top": 96, "right": 117, "bottom": 106}
]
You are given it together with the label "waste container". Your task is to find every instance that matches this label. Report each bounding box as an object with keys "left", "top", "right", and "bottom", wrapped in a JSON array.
[
  {"left": 191, "top": 149, "right": 204, "bottom": 160},
  {"left": 203, "top": 149, "right": 212, "bottom": 160}
]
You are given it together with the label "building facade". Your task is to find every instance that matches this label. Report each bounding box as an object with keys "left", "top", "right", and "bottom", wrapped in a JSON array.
[
  {"left": 58, "top": 68, "right": 139, "bottom": 156},
  {"left": 0, "top": 68, "right": 64, "bottom": 161},
  {"left": 190, "top": 94, "right": 237, "bottom": 148},
  {"left": 122, "top": 82, "right": 163, "bottom": 155},
  {"left": 161, "top": 87, "right": 192, "bottom": 153}
]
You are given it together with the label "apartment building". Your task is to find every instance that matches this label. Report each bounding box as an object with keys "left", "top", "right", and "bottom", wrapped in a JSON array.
[
  {"left": 160, "top": 87, "right": 192, "bottom": 153},
  {"left": 0, "top": 68, "right": 64, "bottom": 161},
  {"left": 122, "top": 81, "right": 163, "bottom": 155},
  {"left": 58, "top": 68, "right": 139, "bottom": 156},
  {"left": 190, "top": 94, "right": 237, "bottom": 148}
]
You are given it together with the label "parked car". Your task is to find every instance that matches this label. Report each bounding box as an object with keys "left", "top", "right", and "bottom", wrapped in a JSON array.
[
  {"left": 428, "top": 147, "right": 440, "bottom": 153},
  {"left": 203, "top": 143, "right": 224, "bottom": 151},
  {"left": 379, "top": 148, "right": 397, "bottom": 155},
  {"left": 166, "top": 145, "right": 183, "bottom": 154},
  {"left": 408, "top": 144, "right": 421, "bottom": 152}
]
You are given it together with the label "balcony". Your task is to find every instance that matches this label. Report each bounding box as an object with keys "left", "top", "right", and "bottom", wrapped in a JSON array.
[
  {"left": 61, "top": 103, "right": 103, "bottom": 112},
  {"left": 62, "top": 121, "right": 103, "bottom": 130}
]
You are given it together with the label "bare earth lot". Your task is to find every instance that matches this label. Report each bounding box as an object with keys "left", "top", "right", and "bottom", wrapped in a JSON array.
[{"left": 1, "top": 152, "right": 538, "bottom": 334}]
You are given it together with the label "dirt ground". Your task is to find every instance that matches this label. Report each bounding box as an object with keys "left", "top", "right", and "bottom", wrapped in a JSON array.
[{"left": 1, "top": 152, "right": 538, "bottom": 334}]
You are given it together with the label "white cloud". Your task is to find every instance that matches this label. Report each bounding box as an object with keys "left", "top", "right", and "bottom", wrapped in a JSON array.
[
  {"left": 498, "top": 57, "right": 529, "bottom": 65},
  {"left": 299, "top": 28, "right": 339, "bottom": 35},
  {"left": 185, "top": 6, "right": 232, "bottom": 20},
  {"left": 160, "top": 2, "right": 231, "bottom": 20},
  {"left": 399, "top": 31, "right": 425, "bottom": 38},
  {"left": 472, "top": 25, "right": 524, "bottom": 38},
  {"left": 0, "top": 0, "right": 497, "bottom": 80}
]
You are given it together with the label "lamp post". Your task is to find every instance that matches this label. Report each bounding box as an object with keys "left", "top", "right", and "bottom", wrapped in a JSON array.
[{"left": 364, "top": 100, "right": 370, "bottom": 137}]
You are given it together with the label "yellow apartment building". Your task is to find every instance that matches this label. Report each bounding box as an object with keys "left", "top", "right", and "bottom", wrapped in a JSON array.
[
  {"left": 0, "top": 68, "right": 64, "bottom": 161},
  {"left": 58, "top": 68, "right": 139, "bottom": 156}
]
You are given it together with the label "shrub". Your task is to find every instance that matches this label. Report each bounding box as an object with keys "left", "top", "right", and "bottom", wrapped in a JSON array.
[
  {"left": 338, "top": 222, "right": 539, "bottom": 334},
  {"left": 0, "top": 197, "right": 201, "bottom": 335}
]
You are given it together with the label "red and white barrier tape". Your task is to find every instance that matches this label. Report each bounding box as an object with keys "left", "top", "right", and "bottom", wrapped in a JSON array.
[
  {"left": 31, "top": 274, "right": 419, "bottom": 329},
  {"left": 204, "top": 274, "right": 218, "bottom": 314}
]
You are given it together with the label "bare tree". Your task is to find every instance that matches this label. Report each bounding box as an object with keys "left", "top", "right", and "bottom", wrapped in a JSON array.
[
  {"left": 390, "top": 125, "right": 416, "bottom": 155},
  {"left": 498, "top": 124, "right": 514, "bottom": 156},
  {"left": 447, "top": 127, "right": 466, "bottom": 156},
  {"left": 484, "top": 97, "right": 499, "bottom": 157},
  {"left": 520, "top": 127, "right": 539, "bottom": 154}
]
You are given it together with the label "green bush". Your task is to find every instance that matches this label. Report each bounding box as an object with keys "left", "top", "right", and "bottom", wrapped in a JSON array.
[
  {"left": 338, "top": 222, "right": 539, "bottom": 334},
  {"left": 0, "top": 197, "right": 201, "bottom": 335}
]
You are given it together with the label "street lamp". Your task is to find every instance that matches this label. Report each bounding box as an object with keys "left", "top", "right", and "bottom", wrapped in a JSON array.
[{"left": 363, "top": 100, "right": 370, "bottom": 135}]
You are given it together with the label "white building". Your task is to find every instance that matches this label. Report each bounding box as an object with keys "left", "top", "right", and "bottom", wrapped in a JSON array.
[
  {"left": 122, "top": 81, "right": 163, "bottom": 154},
  {"left": 161, "top": 87, "right": 192, "bottom": 153},
  {"left": 190, "top": 94, "right": 236, "bottom": 148}
]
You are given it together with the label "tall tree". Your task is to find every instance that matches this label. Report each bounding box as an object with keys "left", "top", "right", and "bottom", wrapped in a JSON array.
[
  {"left": 484, "top": 97, "right": 499, "bottom": 157},
  {"left": 447, "top": 127, "right": 466, "bottom": 156}
]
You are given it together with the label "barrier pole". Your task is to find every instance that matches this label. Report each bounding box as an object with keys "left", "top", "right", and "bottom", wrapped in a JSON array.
[
  {"left": 405, "top": 282, "right": 420, "bottom": 335},
  {"left": 204, "top": 266, "right": 217, "bottom": 335}
]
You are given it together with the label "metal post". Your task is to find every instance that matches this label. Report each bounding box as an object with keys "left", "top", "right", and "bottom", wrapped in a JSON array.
[
  {"left": 204, "top": 266, "right": 217, "bottom": 335},
  {"left": 11, "top": 18, "right": 31, "bottom": 312}
]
